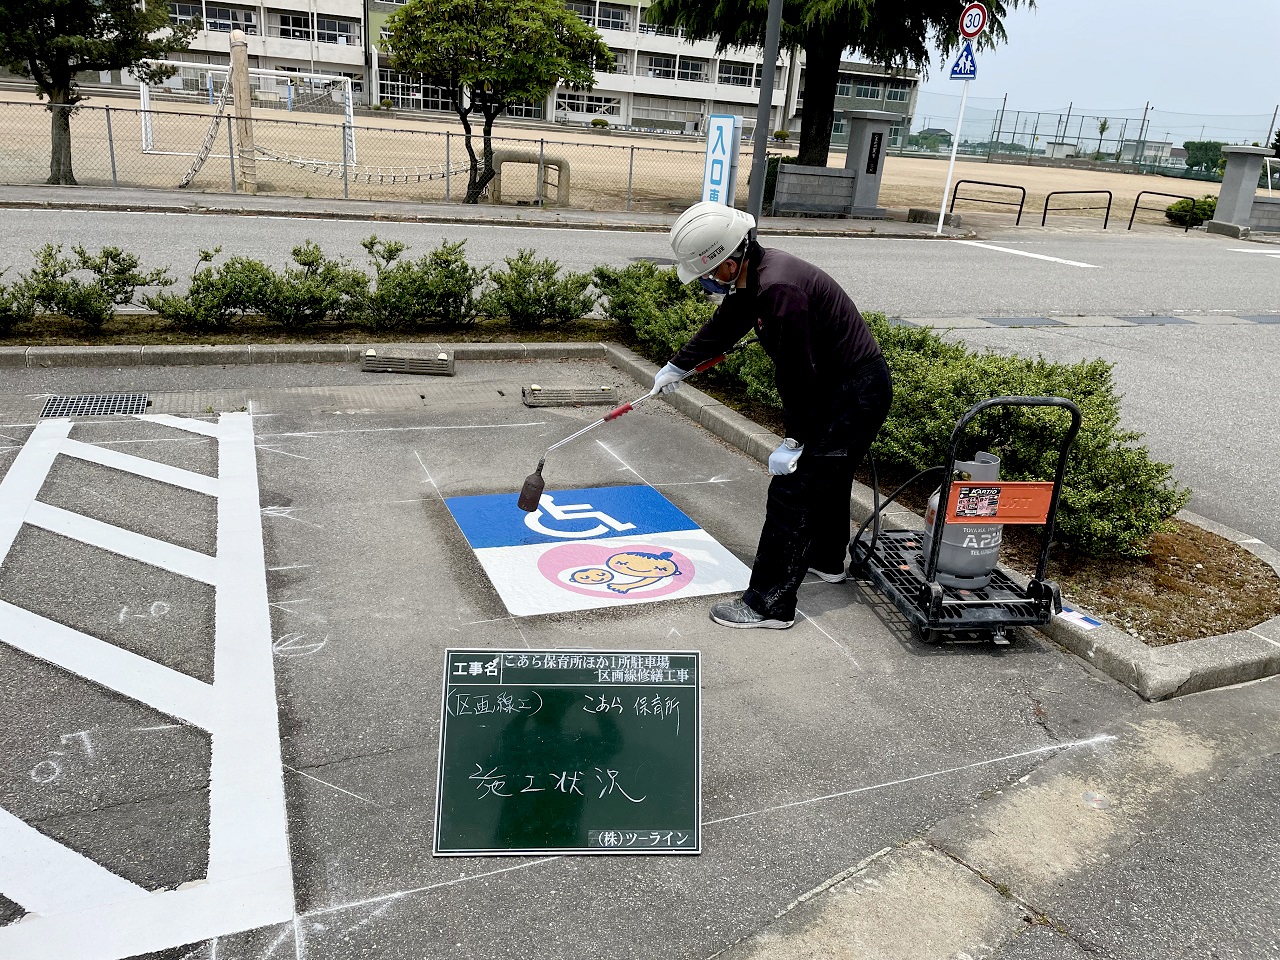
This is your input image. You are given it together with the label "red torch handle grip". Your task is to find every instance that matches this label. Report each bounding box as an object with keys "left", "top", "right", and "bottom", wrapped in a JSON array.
[
  {"left": 693, "top": 353, "right": 727, "bottom": 373},
  {"left": 603, "top": 402, "right": 634, "bottom": 421}
]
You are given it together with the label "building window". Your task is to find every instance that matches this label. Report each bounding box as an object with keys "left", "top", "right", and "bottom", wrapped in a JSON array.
[
  {"left": 832, "top": 118, "right": 848, "bottom": 136},
  {"left": 169, "top": 3, "right": 258, "bottom": 34},
  {"left": 886, "top": 81, "right": 909, "bottom": 102},
  {"left": 556, "top": 92, "right": 621, "bottom": 116},
  {"left": 276, "top": 13, "right": 312, "bottom": 41},
  {"left": 638, "top": 21, "right": 680, "bottom": 37},
  {"left": 717, "top": 60, "right": 755, "bottom": 87},
  {"left": 889, "top": 124, "right": 903, "bottom": 145},
  {"left": 836, "top": 73, "right": 853, "bottom": 97},
  {"left": 633, "top": 95, "right": 701, "bottom": 123},
  {"left": 316, "top": 17, "right": 360, "bottom": 46},
  {"left": 644, "top": 54, "right": 676, "bottom": 80},
  {"left": 507, "top": 99, "right": 545, "bottom": 119},
  {"left": 677, "top": 57, "right": 707, "bottom": 82},
  {"left": 596, "top": 3, "right": 630, "bottom": 30},
  {"left": 855, "top": 80, "right": 882, "bottom": 99},
  {"left": 377, "top": 70, "right": 452, "bottom": 111},
  {"left": 610, "top": 49, "right": 630, "bottom": 74},
  {"left": 566, "top": 1, "right": 594, "bottom": 26}
]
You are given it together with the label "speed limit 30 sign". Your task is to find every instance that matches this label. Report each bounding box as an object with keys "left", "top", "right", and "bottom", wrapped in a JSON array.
[{"left": 959, "top": 1, "right": 988, "bottom": 39}]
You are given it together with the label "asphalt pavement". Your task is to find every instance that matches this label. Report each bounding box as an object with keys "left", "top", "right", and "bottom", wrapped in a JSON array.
[{"left": 0, "top": 186, "right": 1278, "bottom": 960}]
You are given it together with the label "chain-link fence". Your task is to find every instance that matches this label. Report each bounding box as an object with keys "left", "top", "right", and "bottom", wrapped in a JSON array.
[
  {"left": 906, "top": 90, "right": 1278, "bottom": 178},
  {"left": 1, "top": 100, "right": 751, "bottom": 212}
]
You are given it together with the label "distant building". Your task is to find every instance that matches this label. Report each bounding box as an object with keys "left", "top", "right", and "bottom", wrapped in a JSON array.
[
  {"left": 1046, "top": 140, "right": 1078, "bottom": 159},
  {"left": 1118, "top": 139, "right": 1173, "bottom": 163}
]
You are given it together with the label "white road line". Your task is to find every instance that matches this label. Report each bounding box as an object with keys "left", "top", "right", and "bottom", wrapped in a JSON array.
[
  {"left": 0, "top": 600, "right": 216, "bottom": 729},
  {"left": 0, "top": 418, "right": 70, "bottom": 559},
  {"left": 137, "top": 413, "right": 222, "bottom": 437},
  {"left": 0, "top": 806, "right": 148, "bottom": 917},
  {"left": 950, "top": 239, "right": 1101, "bottom": 268},
  {"left": 60, "top": 437, "right": 220, "bottom": 496},
  {"left": 25, "top": 501, "right": 218, "bottom": 584}
]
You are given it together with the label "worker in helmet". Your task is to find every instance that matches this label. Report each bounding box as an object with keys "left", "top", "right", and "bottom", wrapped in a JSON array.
[{"left": 653, "top": 200, "right": 892, "bottom": 629}]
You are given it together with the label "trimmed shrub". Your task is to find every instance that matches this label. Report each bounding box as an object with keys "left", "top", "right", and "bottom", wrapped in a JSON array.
[
  {"left": 144, "top": 248, "right": 274, "bottom": 333},
  {"left": 1165, "top": 194, "right": 1216, "bottom": 227},
  {"left": 22, "top": 244, "right": 171, "bottom": 334},
  {"left": 361, "top": 237, "right": 487, "bottom": 331},
  {"left": 0, "top": 271, "right": 35, "bottom": 336},
  {"left": 258, "top": 241, "right": 368, "bottom": 330},
  {"left": 591, "top": 117, "right": 609, "bottom": 128},
  {"left": 480, "top": 249, "right": 596, "bottom": 329},
  {"left": 772, "top": 129, "right": 789, "bottom": 141}
]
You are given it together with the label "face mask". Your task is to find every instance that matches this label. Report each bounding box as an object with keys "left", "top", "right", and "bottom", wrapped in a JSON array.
[{"left": 700, "top": 276, "right": 734, "bottom": 296}]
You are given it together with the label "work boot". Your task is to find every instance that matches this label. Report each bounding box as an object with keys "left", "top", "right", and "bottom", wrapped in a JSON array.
[
  {"left": 807, "top": 566, "right": 848, "bottom": 583},
  {"left": 709, "top": 598, "right": 794, "bottom": 629}
]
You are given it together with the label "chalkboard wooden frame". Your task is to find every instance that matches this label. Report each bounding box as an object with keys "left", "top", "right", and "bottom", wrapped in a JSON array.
[{"left": 434, "top": 649, "right": 702, "bottom": 856}]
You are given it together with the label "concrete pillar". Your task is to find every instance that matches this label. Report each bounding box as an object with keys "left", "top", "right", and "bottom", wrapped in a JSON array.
[
  {"left": 842, "top": 108, "right": 898, "bottom": 216},
  {"left": 1205, "top": 145, "right": 1270, "bottom": 236},
  {"left": 229, "top": 29, "right": 257, "bottom": 194}
]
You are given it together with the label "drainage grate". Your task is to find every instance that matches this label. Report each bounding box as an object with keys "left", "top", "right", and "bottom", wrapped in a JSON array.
[
  {"left": 522, "top": 384, "right": 619, "bottom": 407},
  {"left": 41, "top": 394, "right": 150, "bottom": 418},
  {"left": 361, "top": 349, "right": 455, "bottom": 376}
]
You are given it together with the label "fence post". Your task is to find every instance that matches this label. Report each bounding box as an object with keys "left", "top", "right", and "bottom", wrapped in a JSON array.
[
  {"left": 227, "top": 121, "right": 237, "bottom": 194},
  {"left": 445, "top": 132, "right": 451, "bottom": 203},
  {"left": 104, "top": 106, "right": 118, "bottom": 188},
  {"left": 537, "top": 138, "right": 545, "bottom": 206},
  {"left": 342, "top": 122, "right": 350, "bottom": 199},
  {"left": 627, "top": 146, "right": 635, "bottom": 211}
]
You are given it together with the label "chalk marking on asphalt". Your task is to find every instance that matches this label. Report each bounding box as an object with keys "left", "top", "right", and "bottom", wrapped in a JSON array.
[
  {"left": 653, "top": 476, "right": 734, "bottom": 487},
  {"left": 258, "top": 422, "right": 547, "bottom": 439},
  {"left": 796, "top": 609, "right": 861, "bottom": 669},
  {"left": 284, "top": 765, "right": 389, "bottom": 811},
  {"left": 596, "top": 440, "right": 651, "bottom": 486},
  {"left": 1249, "top": 628, "right": 1280, "bottom": 648},
  {"left": 305, "top": 858, "right": 562, "bottom": 918},
  {"left": 262, "top": 505, "right": 325, "bottom": 529},
  {"left": 0, "top": 806, "right": 148, "bottom": 916},
  {"left": 703, "top": 734, "right": 1118, "bottom": 826},
  {"left": 256, "top": 444, "right": 313, "bottom": 461},
  {"left": 259, "top": 924, "right": 292, "bottom": 960},
  {"left": 25, "top": 500, "right": 218, "bottom": 583},
  {"left": 0, "top": 599, "right": 216, "bottom": 729},
  {"left": 292, "top": 912, "right": 305, "bottom": 960},
  {"left": 413, "top": 450, "right": 441, "bottom": 495},
  {"left": 60, "top": 436, "right": 220, "bottom": 496},
  {"left": 950, "top": 239, "right": 1101, "bottom": 268},
  {"left": 268, "top": 564, "right": 312, "bottom": 571},
  {"left": 338, "top": 900, "right": 397, "bottom": 939},
  {"left": 134, "top": 724, "right": 184, "bottom": 732}
]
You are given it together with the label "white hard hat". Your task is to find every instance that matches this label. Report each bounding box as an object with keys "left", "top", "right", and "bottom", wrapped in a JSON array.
[{"left": 670, "top": 201, "right": 757, "bottom": 283}]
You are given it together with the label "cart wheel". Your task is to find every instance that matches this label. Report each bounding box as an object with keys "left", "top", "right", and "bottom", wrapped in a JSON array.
[{"left": 913, "top": 624, "right": 943, "bottom": 645}]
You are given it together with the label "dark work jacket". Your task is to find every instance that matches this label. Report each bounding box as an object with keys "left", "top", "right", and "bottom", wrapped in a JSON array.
[{"left": 670, "top": 242, "right": 881, "bottom": 446}]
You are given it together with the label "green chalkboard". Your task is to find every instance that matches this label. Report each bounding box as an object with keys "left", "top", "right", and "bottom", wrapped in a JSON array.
[{"left": 434, "top": 649, "right": 701, "bottom": 856}]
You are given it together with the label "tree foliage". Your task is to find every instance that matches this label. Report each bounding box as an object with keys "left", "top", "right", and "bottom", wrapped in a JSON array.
[
  {"left": 384, "top": 0, "right": 610, "bottom": 203},
  {"left": 643, "top": 0, "right": 1030, "bottom": 166},
  {"left": 1182, "top": 140, "right": 1225, "bottom": 173},
  {"left": 0, "top": 0, "right": 195, "bottom": 184}
]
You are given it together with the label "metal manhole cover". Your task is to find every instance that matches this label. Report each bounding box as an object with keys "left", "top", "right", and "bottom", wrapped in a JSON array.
[{"left": 41, "top": 394, "right": 150, "bottom": 418}]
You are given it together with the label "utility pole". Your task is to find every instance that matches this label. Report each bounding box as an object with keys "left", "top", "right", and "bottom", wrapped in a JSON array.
[{"left": 746, "top": 0, "right": 785, "bottom": 220}]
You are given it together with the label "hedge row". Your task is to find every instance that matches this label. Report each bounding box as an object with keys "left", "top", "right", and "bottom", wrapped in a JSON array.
[
  {"left": 593, "top": 261, "right": 1189, "bottom": 560},
  {"left": 0, "top": 238, "right": 596, "bottom": 336}
]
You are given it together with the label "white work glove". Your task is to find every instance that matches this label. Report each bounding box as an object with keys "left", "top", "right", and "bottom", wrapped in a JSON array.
[
  {"left": 768, "top": 439, "right": 804, "bottom": 475},
  {"left": 651, "top": 361, "right": 688, "bottom": 396}
]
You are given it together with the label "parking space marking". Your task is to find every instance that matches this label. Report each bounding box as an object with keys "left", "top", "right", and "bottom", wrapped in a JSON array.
[
  {"left": 950, "top": 239, "right": 1101, "bottom": 268},
  {"left": 0, "top": 413, "right": 293, "bottom": 960}
]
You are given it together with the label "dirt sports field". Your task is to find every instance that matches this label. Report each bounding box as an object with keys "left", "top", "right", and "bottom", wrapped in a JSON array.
[{"left": 0, "top": 89, "right": 1215, "bottom": 226}]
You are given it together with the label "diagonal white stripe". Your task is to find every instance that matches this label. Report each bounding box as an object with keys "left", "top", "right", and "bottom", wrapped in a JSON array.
[
  {"left": 134, "top": 414, "right": 222, "bottom": 438},
  {"left": 0, "top": 419, "right": 71, "bottom": 564},
  {"left": 0, "top": 600, "right": 216, "bottom": 729},
  {"left": 24, "top": 501, "right": 217, "bottom": 584},
  {"left": 59, "top": 438, "right": 220, "bottom": 497},
  {"left": 950, "top": 239, "right": 1101, "bottom": 268},
  {"left": 0, "top": 805, "right": 149, "bottom": 917}
]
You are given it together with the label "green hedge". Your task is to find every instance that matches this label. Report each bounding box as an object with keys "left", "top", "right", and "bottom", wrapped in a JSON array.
[
  {"left": 593, "top": 261, "right": 1189, "bottom": 559},
  {"left": 1165, "top": 194, "right": 1217, "bottom": 227}
]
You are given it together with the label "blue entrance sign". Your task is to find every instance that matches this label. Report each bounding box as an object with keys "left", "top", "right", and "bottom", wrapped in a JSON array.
[
  {"left": 701, "top": 114, "right": 741, "bottom": 204},
  {"left": 950, "top": 41, "right": 977, "bottom": 80},
  {"left": 444, "top": 486, "right": 751, "bottom": 617}
]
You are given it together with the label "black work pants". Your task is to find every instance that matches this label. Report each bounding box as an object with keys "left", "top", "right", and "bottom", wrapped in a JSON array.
[{"left": 742, "top": 355, "right": 892, "bottom": 621}]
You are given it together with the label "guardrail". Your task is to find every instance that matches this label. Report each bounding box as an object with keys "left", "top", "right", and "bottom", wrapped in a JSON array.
[
  {"left": 1042, "top": 190, "right": 1112, "bottom": 228},
  {"left": 949, "top": 179, "right": 1026, "bottom": 225},
  {"left": 1129, "top": 190, "right": 1195, "bottom": 232}
]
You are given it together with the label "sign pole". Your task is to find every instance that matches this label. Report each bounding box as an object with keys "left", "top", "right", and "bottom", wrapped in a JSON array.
[{"left": 936, "top": 78, "right": 970, "bottom": 235}]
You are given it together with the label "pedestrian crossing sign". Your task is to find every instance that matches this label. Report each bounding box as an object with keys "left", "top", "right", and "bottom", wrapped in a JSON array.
[{"left": 950, "top": 41, "right": 977, "bottom": 80}]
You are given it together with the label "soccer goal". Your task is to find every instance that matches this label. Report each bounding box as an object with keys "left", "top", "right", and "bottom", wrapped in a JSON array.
[{"left": 137, "top": 60, "right": 356, "bottom": 163}]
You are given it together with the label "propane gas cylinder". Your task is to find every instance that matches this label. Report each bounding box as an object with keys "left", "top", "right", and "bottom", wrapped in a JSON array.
[{"left": 922, "top": 451, "right": 1003, "bottom": 589}]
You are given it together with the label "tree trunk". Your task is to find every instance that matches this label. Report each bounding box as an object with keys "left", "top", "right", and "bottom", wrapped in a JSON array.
[
  {"left": 458, "top": 107, "right": 482, "bottom": 204},
  {"left": 47, "top": 89, "right": 77, "bottom": 186},
  {"left": 796, "top": 31, "right": 842, "bottom": 167},
  {"left": 464, "top": 109, "right": 500, "bottom": 205}
]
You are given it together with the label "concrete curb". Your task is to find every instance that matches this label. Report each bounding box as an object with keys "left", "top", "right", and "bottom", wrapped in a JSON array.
[{"left": 7, "top": 338, "right": 1277, "bottom": 700}]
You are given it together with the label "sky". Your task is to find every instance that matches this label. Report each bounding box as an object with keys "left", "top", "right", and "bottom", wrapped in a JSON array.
[{"left": 912, "top": 0, "right": 1279, "bottom": 142}]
